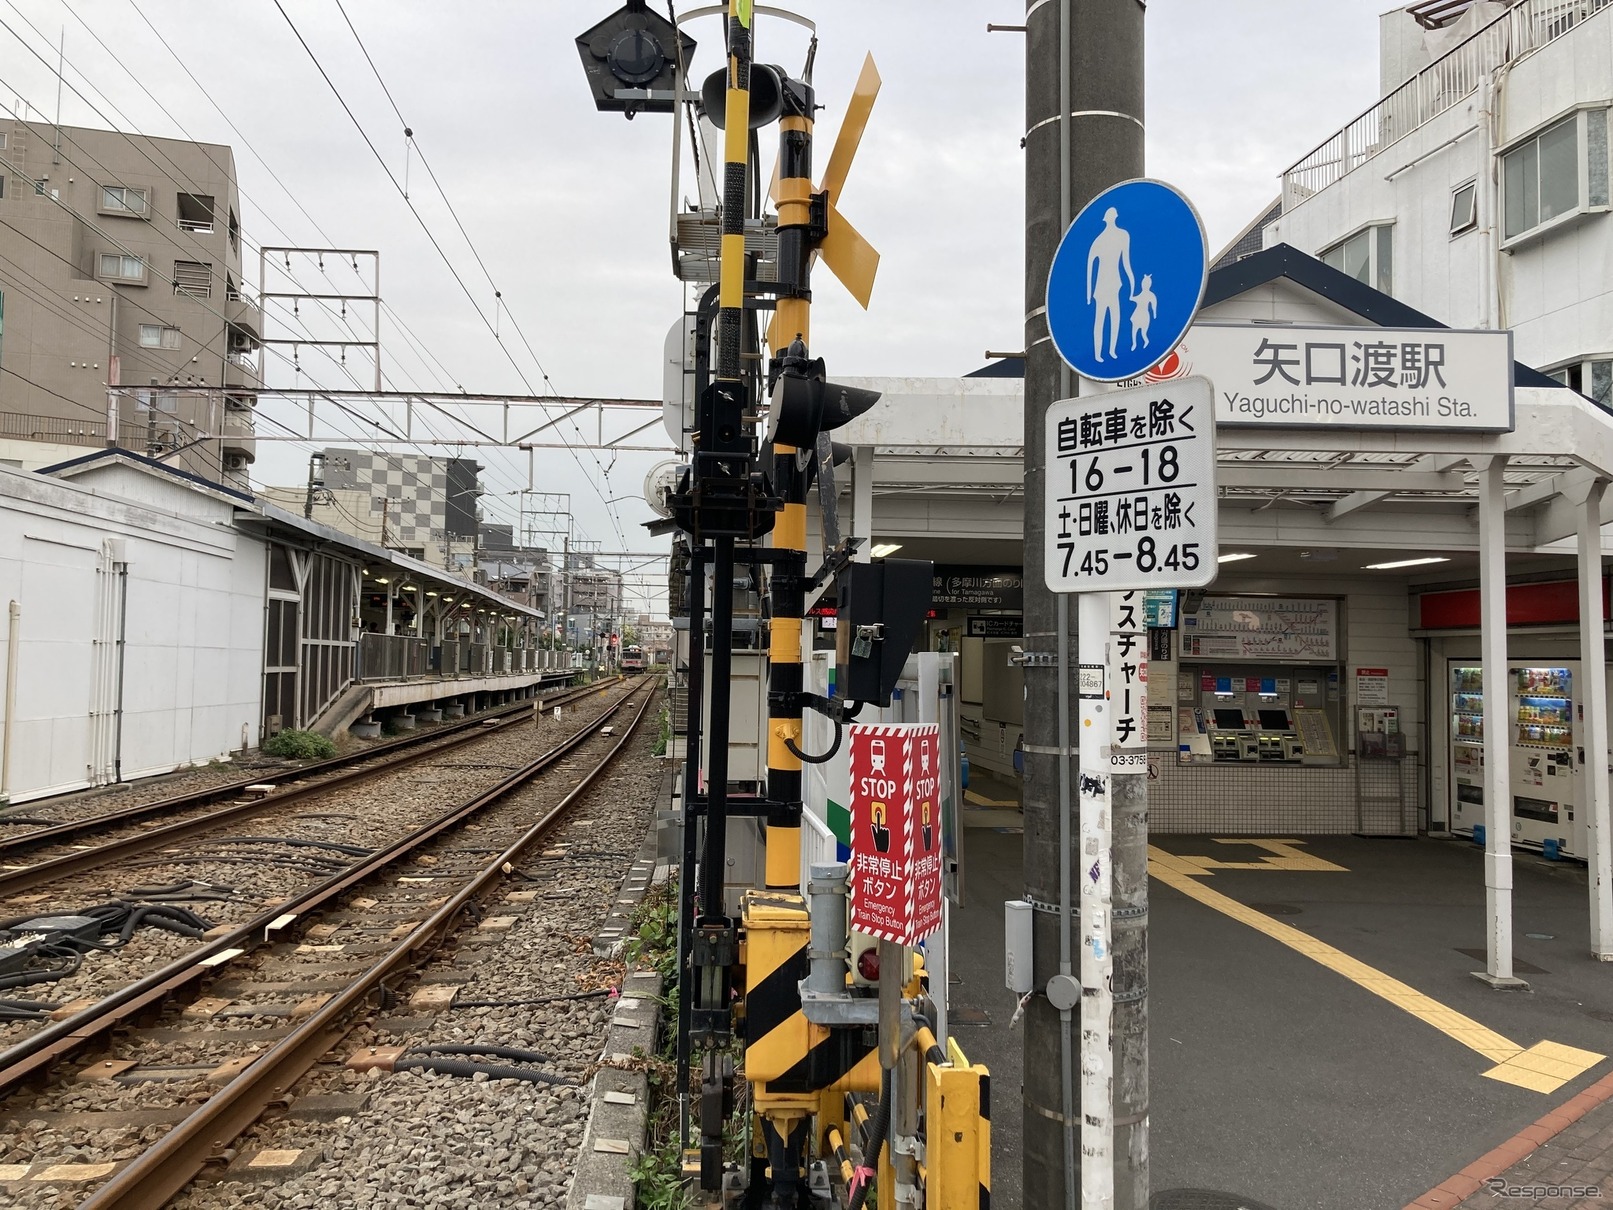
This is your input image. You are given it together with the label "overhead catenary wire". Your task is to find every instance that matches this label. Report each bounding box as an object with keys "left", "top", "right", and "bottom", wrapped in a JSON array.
[
  {"left": 0, "top": 23, "right": 496, "bottom": 510},
  {"left": 4, "top": 7, "right": 617, "bottom": 562},
  {"left": 274, "top": 0, "right": 631, "bottom": 548},
  {"left": 5, "top": 4, "right": 537, "bottom": 522}
]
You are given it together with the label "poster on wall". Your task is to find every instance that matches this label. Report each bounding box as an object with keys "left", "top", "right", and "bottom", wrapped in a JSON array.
[
  {"left": 1180, "top": 596, "right": 1338, "bottom": 660},
  {"left": 1355, "top": 667, "right": 1390, "bottom": 706},
  {"left": 848, "top": 724, "right": 944, "bottom": 946}
]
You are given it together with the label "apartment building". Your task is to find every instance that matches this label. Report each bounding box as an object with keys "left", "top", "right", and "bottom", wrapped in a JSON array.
[
  {"left": 1230, "top": 0, "right": 1613, "bottom": 401},
  {"left": 478, "top": 523, "right": 555, "bottom": 617},
  {"left": 0, "top": 119, "right": 259, "bottom": 485}
]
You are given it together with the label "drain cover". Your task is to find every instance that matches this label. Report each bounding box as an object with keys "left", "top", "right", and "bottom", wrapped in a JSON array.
[
  {"left": 1247, "top": 902, "right": 1302, "bottom": 916},
  {"left": 1151, "top": 1191, "right": 1279, "bottom": 1210}
]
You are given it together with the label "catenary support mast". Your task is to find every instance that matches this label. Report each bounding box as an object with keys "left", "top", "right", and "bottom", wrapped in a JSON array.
[{"left": 1022, "top": 2, "right": 1147, "bottom": 1206}]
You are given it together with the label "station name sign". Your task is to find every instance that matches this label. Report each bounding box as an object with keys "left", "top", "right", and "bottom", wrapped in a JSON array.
[{"left": 1165, "top": 323, "right": 1515, "bottom": 433}]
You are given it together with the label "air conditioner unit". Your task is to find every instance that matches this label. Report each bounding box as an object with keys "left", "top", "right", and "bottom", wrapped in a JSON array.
[
  {"left": 228, "top": 330, "right": 255, "bottom": 353},
  {"left": 224, "top": 454, "right": 249, "bottom": 471}
]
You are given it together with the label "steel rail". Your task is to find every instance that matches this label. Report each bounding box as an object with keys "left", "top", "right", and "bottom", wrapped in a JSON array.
[
  {"left": 0, "top": 675, "right": 615, "bottom": 861},
  {"left": 0, "top": 678, "right": 628, "bottom": 897},
  {"left": 0, "top": 682, "right": 647, "bottom": 1097},
  {"left": 78, "top": 686, "right": 656, "bottom": 1210}
]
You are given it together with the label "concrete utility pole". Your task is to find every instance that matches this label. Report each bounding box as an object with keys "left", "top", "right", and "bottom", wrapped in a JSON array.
[{"left": 1022, "top": 2, "right": 1147, "bottom": 1207}]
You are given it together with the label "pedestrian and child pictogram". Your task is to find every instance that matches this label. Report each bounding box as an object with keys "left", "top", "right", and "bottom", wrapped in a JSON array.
[{"left": 1046, "top": 178, "right": 1208, "bottom": 384}]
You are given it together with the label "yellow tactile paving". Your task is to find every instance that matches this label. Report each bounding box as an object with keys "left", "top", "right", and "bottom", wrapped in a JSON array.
[
  {"left": 963, "top": 789, "right": 1018, "bottom": 808},
  {"left": 1149, "top": 849, "right": 1606, "bottom": 1092}
]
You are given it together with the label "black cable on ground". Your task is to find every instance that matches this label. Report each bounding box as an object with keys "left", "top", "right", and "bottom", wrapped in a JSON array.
[
  {"left": 0, "top": 997, "right": 61, "bottom": 1019},
  {"left": 113, "top": 904, "right": 210, "bottom": 943},
  {"left": 402, "top": 1043, "right": 551, "bottom": 1065},
  {"left": 215, "top": 836, "right": 375, "bottom": 857},
  {"left": 0, "top": 817, "right": 58, "bottom": 826},
  {"left": 391, "top": 1056, "right": 575, "bottom": 1086},
  {"left": 119, "top": 854, "right": 347, "bottom": 874},
  {"left": 0, "top": 948, "right": 83, "bottom": 990}
]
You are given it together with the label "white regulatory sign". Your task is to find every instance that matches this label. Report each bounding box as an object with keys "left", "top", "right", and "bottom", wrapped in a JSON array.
[{"left": 1044, "top": 377, "right": 1218, "bottom": 594}]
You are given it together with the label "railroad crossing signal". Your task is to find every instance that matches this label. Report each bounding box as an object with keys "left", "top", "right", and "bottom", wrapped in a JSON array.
[
  {"left": 1043, "top": 377, "right": 1218, "bottom": 593},
  {"left": 766, "top": 53, "right": 883, "bottom": 351}
]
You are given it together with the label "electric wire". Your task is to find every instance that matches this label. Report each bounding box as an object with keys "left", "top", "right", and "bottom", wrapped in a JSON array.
[
  {"left": 6, "top": 7, "right": 605, "bottom": 564},
  {"left": 8, "top": 3, "right": 530, "bottom": 519},
  {"left": 274, "top": 0, "right": 631, "bottom": 548}
]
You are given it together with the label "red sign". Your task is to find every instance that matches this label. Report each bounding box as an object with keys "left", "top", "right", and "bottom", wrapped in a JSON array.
[{"left": 848, "top": 723, "right": 944, "bottom": 946}]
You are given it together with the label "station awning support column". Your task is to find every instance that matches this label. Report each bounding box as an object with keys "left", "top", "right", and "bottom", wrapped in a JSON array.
[
  {"left": 852, "top": 444, "right": 874, "bottom": 564},
  {"left": 1474, "top": 455, "right": 1526, "bottom": 988},
  {"left": 1576, "top": 477, "right": 1613, "bottom": 961}
]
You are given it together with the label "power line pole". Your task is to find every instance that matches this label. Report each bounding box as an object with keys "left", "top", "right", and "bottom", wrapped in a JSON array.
[
  {"left": 1022, "top": 3, "right": 1147, "bottom": 1208},
  {"left": 303, "top": 451, "right": 325, "bottom": 520}
]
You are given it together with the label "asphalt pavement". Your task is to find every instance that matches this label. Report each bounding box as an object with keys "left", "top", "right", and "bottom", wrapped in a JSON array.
[{"left": 944, "top": 821, "right": 1613, "bottom": 1210}]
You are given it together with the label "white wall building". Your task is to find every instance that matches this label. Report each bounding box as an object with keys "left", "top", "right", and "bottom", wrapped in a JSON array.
[
  {"left": 0, "top": 462, "right": 264, "bottom": 803},
  {"left": 1258, "top": 0, "right": 1613, "bottom": 400}
]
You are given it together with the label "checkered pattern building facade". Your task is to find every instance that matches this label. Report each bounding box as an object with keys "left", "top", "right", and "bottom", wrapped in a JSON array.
[{"left": 321, "top": 448, "right": 479, "bottom": 547}]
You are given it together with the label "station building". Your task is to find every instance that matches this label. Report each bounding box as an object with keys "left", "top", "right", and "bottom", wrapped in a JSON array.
[
  {"left": 811, "top": 244, "right": 1613, "bottom": 872},
  {"left": 0, "top": 449, "right": 569, "bottom": 806}
]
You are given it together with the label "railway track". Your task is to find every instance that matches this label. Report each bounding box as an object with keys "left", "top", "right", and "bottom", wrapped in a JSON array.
[
  {"left": 0, "top": 681, "right": 659, "bottom": 1209},
  {"left": 0, "top": 677, "right": 641, "bottom": 1055},
  {"left": 0, "top": 675, "right": 620, "bottom": 867}
]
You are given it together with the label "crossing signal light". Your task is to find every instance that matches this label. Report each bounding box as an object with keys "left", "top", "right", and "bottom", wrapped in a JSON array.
[
  {"left": 767, "top": 338, "right": 880, "bottom": 450},
  {"left": 834, "top": 557, "right": 933, "bottom": 707},
  {"left": 575, "top": 2, "right": 696, "bottom": 117},
  {"left": 699, "top": 63, "right": 785, "bottom": 129}
]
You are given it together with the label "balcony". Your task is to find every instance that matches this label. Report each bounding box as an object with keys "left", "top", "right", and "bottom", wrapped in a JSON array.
[
  {"left": 1282, "top": 0, "right": 1613, "bottom": 209},
  {"left": 0, "top": 410, "right": 107, "bottom": 448},
  {"left": 221, "top": 407, "right": 256, "bottom": 463},
  {"left": 224, "top": 350, "right": 262, "bottom": 391},
  {"left": 225, "top": 296, "right": 262, "bottom": 339}
]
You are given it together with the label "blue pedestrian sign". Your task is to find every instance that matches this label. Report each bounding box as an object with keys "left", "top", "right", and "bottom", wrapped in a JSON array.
[{"left": 1046, "top": 178, "right": 1208, "bottom": 384}]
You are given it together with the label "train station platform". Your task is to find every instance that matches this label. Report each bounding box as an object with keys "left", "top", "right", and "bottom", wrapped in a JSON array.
[
  {"left": 947, "top": 821, "right": 1613, "bottom": 1209},
  {"left": 313, "top": 664, "right": 579, "bottom": 738}
]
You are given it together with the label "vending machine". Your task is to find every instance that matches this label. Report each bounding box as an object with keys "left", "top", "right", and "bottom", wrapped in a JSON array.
[{"left": 1447, "top": 660, "right": 1586, "bottom": 857}]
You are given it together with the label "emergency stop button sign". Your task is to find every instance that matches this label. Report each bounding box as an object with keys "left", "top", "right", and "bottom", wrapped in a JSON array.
[{"left": 848, "top": 723, "right": 943, "bottom": 947}]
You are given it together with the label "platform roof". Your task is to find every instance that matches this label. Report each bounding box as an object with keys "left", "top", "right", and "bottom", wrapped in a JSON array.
[
  {"left": 835, "top": 245, "right": 1613, "bottom": 572},
  {"left": 41, "top": 448, "right": 543, "bottom": 621}
]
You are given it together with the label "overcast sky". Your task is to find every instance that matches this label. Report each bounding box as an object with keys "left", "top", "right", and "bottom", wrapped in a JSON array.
[{"left": 0, "top": 0, "right": 1403, "bottom": 610}]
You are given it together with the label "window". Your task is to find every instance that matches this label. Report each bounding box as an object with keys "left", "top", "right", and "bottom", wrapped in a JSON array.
[
  {"left": 138, "top": 323, "right": 181, "bottom": 349},
  {"left": 98, "top": 253, "right": 145, "bottom": 283},
  {"left": 0, "top": 133, "right": 7, "bottom": 150},
  {"left": 226, "top": 273, "right": 241, "bottom": 302},
  {"left": 1321, "top": 223, "right": 1393, "bottom": 294},
  {"left": 98, "top": 184, "right": 147, "bottom": 216},
  {"left": 1547, "top": 357, "right": 1613, "bottom": 410},
  {"left": 228, "top": 208, "right": 239, "bottom": 251},
  {"left": 1450, "top": 181, "right": 1477, "bottom": 235},
  {"left": 1502, "top": 111, "right": 1611, "bottom": 241},
  {"left": 176, "top": 192, "right": 214, "bottom": 233},
  {"left": 32, "top": 179, "right": 44, "bottom": 195},
  {"left": 172, "top": 259, "right": 212, "bottom": 297},
  {"left": 0, "top": 175, "right": 6, "bottom": 199}
]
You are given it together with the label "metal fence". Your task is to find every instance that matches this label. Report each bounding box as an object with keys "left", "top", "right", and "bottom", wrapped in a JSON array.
[
  {"left": 357, "top": 633, "right": 573, "bottom": 682},
  {"left": 1283, "top": 0, "right": 1613, "bottom": 207}
]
